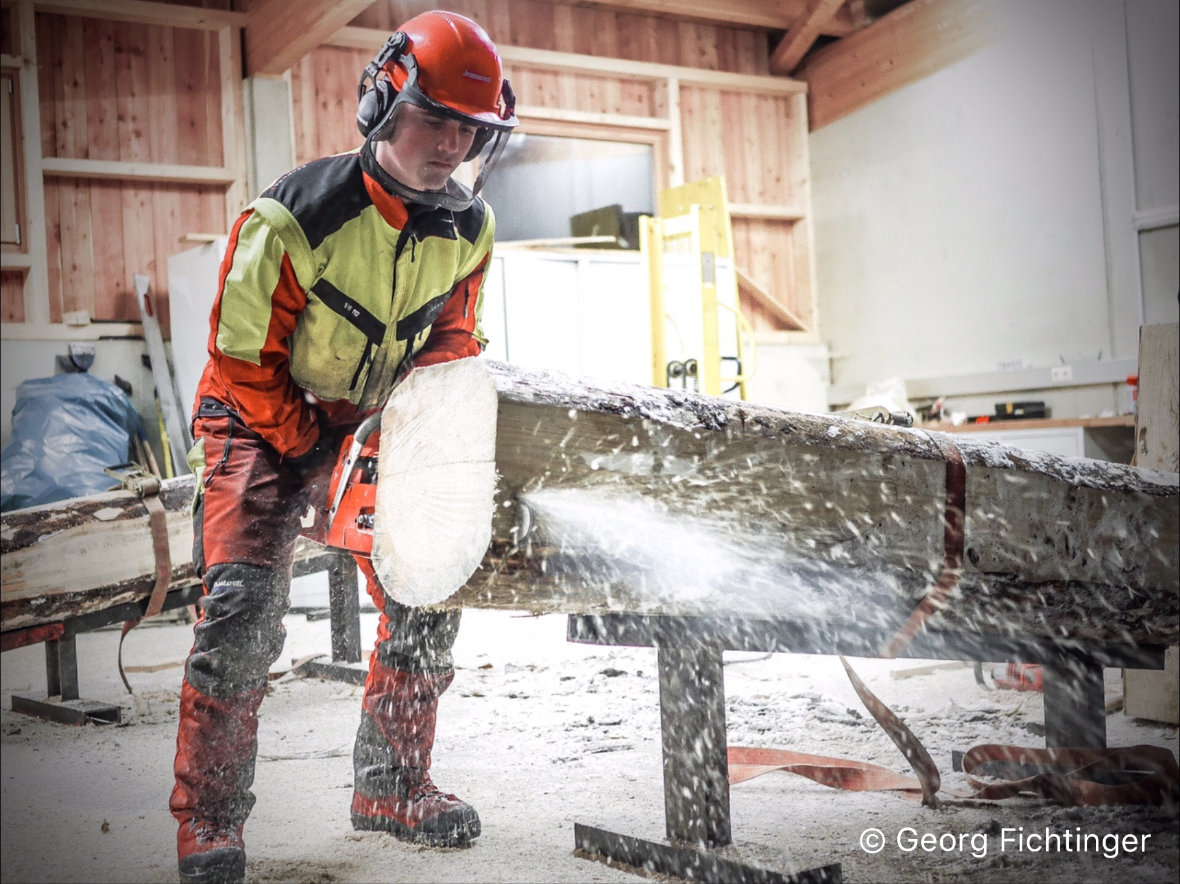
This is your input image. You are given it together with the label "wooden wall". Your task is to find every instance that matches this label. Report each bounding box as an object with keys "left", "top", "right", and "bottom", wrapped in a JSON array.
[
  {"left": 350, "top": 0, "right": 770, "bottom": 74},
  {"left": 295, "top": 0, "right": 818, "bottom": 333},
  {"left": 1, "top": 0, "right": 242, "bottom": 336},
  {"left": 0, "top": 5, "right": 11, "bottom": 55},
  {"left": 34, "top": 14, "right": 227, "bottom": 330},
  {"left": 2, "top": 5, "right": 21, "bottom": 317},
  {"left": 3, "top": 0, "right": 817, "bottom": 335}
]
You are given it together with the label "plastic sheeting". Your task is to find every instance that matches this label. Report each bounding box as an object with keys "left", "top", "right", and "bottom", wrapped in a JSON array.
[{"left": 1, "top": 373, "right": 144, "bottom": 512}]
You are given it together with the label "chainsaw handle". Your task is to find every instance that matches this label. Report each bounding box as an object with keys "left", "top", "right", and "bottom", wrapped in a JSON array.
[{"left": 325, "top": 411, "right": 382, "bottom": 533}]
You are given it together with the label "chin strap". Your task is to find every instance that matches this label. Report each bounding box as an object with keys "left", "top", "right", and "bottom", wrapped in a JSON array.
[{"left": 360, "top": 140, "right": 475, "bottom": 212}]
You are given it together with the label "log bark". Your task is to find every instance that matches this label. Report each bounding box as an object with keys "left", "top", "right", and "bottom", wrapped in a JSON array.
[{"left": 4, "top": 359, "right": 1177, "bottom": 649}]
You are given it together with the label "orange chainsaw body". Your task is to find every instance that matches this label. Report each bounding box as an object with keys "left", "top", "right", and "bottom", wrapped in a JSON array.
[{"left": 324, "top": 429, "right": 380, "bottom": 556}]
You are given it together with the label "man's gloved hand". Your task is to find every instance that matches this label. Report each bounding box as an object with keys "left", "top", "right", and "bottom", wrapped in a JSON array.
[{"left": 286, "top": 423, "right": 338, "bottom": 478}]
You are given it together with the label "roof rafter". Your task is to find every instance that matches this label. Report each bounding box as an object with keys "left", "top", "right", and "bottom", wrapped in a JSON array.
[
  {"left": 245, "top": 0, "right": 376, "bottom": 76},
  {"left": 769, "top": 0, "right": 847, "bottom": 75}
]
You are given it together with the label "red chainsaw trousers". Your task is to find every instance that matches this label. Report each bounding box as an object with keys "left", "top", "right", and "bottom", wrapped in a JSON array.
[{"left": 174, "top": 401, "right": 462, "bottom": 849}]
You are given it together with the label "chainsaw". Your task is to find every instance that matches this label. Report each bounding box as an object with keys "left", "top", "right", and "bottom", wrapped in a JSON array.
[
  {"left": 321, "top": 408, "right": 536, "bottom": 559},
  {"left": 322, "top": 411, "right": 383, "bottom": 556}
]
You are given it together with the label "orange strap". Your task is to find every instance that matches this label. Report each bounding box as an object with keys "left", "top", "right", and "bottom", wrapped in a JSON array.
[
  {"left": 730, "top": 658, "right": 1179, "bottom": 808},
  {"left": 882, "top": 433, "right": 966, "bottom": 658},
  {"left": 729, "top": 747, "right": 929, "bottom": 797},
  {"left": 114, "top": 474, "right": 172, "bottom": 694},
  {"left": 961, "top": 744, "right": 1179, "bottom": 806}
]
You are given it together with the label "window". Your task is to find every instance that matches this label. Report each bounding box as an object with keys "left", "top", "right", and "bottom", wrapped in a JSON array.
[{"left": 479, "top": 134, "right": 654, "bottom": 243}]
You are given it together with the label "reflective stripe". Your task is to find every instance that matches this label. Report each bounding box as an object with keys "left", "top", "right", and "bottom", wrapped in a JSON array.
[
  {"left": 396, "top": 290, "right": 450, "bottom": 341},
  {"left": 311, "top": 278, "right": 386, "bottom": 344},
  {"left": 215, "top": 212, "right": 287, "bottom": 366}
]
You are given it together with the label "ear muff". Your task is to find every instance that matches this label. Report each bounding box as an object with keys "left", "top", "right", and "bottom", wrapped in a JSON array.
[
  {"left": 357, "top": 32, "right": 408, "bottom": 141},
  {"left": 357, "top": 78, "right": 397, "bottom": 141}
]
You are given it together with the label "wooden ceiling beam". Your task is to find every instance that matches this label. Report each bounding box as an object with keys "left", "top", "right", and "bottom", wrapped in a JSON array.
[
  {"left": 245, "top": 0, "right": 376, "bottom": 76},
  {"left": 16, "top": 0, "right": 245, "bottom": 30},
  {"left": 329, "top": 26, "right": 807, "bottom": 94},
  {"left": 769, "top": 0, "right": 847, "bottom": 75},
  {"left": 796, "top": 0, "right": 1000, "bottom": 130},
  {"left": 506, "top": 0, "right": 858, "bottom": 37}
]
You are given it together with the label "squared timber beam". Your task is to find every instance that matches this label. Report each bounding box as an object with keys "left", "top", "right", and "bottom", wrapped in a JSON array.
[
  {"left": 769, "top": 0, "right": 847, "bottom": 75},
  {"left": 245, "top": 0, "right": 376, "bottom": 77},
  {"left": 796, "top": 0, "right": 1000, "bottom": 130}
]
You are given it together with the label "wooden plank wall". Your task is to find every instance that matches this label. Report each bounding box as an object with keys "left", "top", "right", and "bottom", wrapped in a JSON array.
[
  {"left": 294, "top": 0, "right": 816, "bottom": 332},
  {"left": 0, "top": 273, "right": 23, "bottom": 321},
  {"left": 1, "top": 5, "right": 20, "bottom": 319},
  {"left": 0, "top": 5, "right": 11, "bottom": 54},
  {"left": 30, "top": 11, "right": 229, "bottom": 332}
]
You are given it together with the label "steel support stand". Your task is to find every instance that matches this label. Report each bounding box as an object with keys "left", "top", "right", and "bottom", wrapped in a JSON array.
[
  {"left": 569, "top": 615, "right": 840, "bottom": 884},
  {"left": 658, "top": 644, "right": 731, "bottom": 847},
  {"left": 1042, "top": 657, "right": 1106, "bottom": 749},
  {"left": 294, "top": 551, "right": 368, "bottom": 685},
  {"left": 9, "top": 582, "right": 204, "bottom": 726}
]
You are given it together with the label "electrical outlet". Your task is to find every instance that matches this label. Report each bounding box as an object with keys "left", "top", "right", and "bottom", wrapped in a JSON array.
[{"left": 1050, "top": 365, "right": 1073, "bottom": 382}]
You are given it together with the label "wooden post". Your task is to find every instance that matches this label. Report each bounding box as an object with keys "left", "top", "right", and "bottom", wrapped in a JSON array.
[
  {"left": 12, "top": 0, "right": 50, "bottom": 325},
  {"left": 219, "top": 25, "right": 247, "bottom": 227},
  {"left": 1123, "top": 322, "right": 1180, "bottom": 724}
]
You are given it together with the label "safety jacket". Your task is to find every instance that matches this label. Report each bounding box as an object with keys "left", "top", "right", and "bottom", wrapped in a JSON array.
[{"left": 195, "top": 146, "right": 493, "bottom": 459}]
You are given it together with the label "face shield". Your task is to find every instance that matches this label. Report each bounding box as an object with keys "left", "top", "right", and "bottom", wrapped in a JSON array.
[{"left": 361, "top": 45, "right": 518, "bottom": 213}]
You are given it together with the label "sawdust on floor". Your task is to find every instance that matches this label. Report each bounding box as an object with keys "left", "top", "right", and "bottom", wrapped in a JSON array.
[{"left": 1, "top": 608, "right": 1177, "bottom": 884}]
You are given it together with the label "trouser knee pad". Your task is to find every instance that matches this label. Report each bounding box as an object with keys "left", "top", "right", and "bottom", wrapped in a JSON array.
[{"left": 186, "top": 563, "right": 290, "bottom": 697}]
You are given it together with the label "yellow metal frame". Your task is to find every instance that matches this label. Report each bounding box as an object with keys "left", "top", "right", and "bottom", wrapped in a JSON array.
[{"left": 642, "top": 176, "right": 754, "bottom": 399}]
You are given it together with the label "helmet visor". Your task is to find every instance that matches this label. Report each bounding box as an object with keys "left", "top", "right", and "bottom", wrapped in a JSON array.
[{"left": 374, "top": 96, "right": 513, "bottom": 211}]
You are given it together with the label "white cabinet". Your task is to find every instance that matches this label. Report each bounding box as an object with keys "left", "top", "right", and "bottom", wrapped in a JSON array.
[
  {"left": 957, "top": 424, "right": 1133, "bottom": 463},
  {"left": 485, "top": 249, "right": 741, "bottom": 391},
  {"left": 967, "top": 426, "right": 1086, "bottom": 458}
]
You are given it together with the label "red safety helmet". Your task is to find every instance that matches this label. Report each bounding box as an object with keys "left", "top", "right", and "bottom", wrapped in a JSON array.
[{"left": 357, "top": 11, "right": 518, "bottom": 210}]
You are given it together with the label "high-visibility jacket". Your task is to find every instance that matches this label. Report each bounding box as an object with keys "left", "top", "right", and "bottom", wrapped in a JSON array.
[{"left": 195, "top": 147, "right": 493, "bottom": 459}]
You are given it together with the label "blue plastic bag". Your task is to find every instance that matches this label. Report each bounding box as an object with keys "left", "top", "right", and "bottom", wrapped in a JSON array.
[{"left": 1, "top": 373, "right": 145, "bottom": 512}]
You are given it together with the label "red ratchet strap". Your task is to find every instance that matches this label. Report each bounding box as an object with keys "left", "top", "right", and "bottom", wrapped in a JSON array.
[
  {"left": 961, "top": 744, "right": 1180, "bottom": 806},
  {"left": 730, "top": 667, "right": 1179, "bottom": 808},
  {"left": 728, "top": 747, "right": 930, "bottom": 798},
  {"left": 104, "top": 464, "right": 172, "bottom": 694},
  {"left": 882, "top": 432, "right": 966, "bottom": 658},
  {"left": 840, "top": 655, "right": 943, "bottom": 806}
]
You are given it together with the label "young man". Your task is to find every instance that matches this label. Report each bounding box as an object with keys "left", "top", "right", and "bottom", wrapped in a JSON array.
[{"left": 172, "top": 12, "right": 517, "bottom": 884}]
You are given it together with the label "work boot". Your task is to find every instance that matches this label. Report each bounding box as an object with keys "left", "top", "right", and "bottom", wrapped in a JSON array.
[
  {"left": 351, "top": 659, "right": 480, "bottom": 847},
  {"left": 171, "top": 680, "right": 266, "bottom": 884},
  {"left": 351, "top": 770, "right": 481, "bottom": 847},
  {"left": 176, "top": 818, "right": 246, "bottom": 884}
]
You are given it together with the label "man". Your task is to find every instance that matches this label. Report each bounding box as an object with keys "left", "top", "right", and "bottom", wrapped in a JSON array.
[{"left": 172, "top": 12, "right": 517, "bottom": 884}]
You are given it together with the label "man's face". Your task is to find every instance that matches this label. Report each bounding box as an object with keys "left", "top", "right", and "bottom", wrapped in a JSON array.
[{"left": 375, "top": 103, "right": 478, "bottom": 192}]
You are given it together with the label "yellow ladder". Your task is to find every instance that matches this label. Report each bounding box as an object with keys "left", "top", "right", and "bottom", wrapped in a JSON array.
[{"left": 641, "top": 177, "right": 754, "bottom": 399}]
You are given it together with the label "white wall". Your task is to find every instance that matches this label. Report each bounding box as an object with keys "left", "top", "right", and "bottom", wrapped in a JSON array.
[
  {"left": 810, "top": 0, "right": 1177, "bottom": 414},
  {"left": 1125, "top": 0, "right": 1180, "bottom": 327}
]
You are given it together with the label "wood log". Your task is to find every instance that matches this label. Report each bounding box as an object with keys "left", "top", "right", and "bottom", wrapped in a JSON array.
[
  {"left": 4, "top": 359, "right": 1177, "bottom": 651},
  {"left": 0, "top": 477, "right": 323, "bottom": 630},
  {"left": 456, "top": 361, "right": 1179, "bottom": 650}
]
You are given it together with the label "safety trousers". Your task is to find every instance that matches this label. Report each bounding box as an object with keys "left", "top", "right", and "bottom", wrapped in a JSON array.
[{"left": 172, "top": 405, "right": 462, "bottom": 862}]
